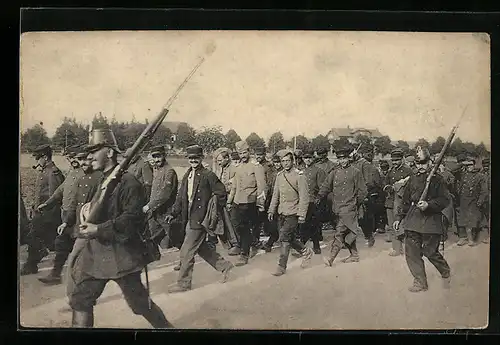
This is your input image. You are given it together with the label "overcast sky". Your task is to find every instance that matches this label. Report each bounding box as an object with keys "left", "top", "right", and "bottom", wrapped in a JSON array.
[{"left": 20, "top": 31, "right": 490, "bottom": 145}]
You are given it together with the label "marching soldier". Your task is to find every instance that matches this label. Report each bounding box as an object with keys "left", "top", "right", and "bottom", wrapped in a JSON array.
[
  {"left": 142, "top": 145, "right": 179, "bottom": 250},
  {"left": 268, "top": 149, "right": 314, "bottom": 276},
  {"left": 227, "top": 141, "right": 266, "bottom": 266},
  {"left": 437, "top": 163, "right": 456, "bottom": 242},
  {"left": 480, "top": 157, "right": 490, "bottom": 243},
  {"left": 314, "top": 146, "right": 337, "bottom": 231},
  {"left": 165, "top": 145, "right": 234, "bottom": 293},
  {"left": 254, "top": 146, "right": 278, "bottom": 251},
  {"left": 37, "top": 148, "right": 87, "bottom": 285},
  {"left": 455, "top": 154, "right": 488, "bottom": 247},
  {"left": 374, "top": 159, "right": 390, "bottom": 234},
  {"left": 261, "top": 153, "right": 281, "bottom": 252},
  {"left": 299, "top": 148, "right": 326, "bottom": 254},
  {"left": 394, "top": 146, "right": 451, "bottom": 293},
  {"left": 68, "top": 129, "right": 172, "bottom": 328},
  {"left": 352, "top": 144, "right": 383, "bottom": 247},
  {"left": 21, "top": 144, "right": 65, "bottom": 275},
  {"left": 126, "top": 147, "right": 154, "bottom": 200},
  {"left": 383, "top": 148, "right": 413, "bottom": 256},
  {"left": 315, "top": 145, "right": 367, "bottom": 266}
]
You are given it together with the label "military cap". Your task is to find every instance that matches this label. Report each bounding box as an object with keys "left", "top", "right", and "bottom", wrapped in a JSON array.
[
  {"left": 405, "top": 155, "right": 415, "bottom": 163},
  {"left": 390, "top": 148, "right": 404, "bottom": 159},
  {"left": 186, "top": 145, "right": 204, "bottom": 158},
  {"left": 276, "top": 149, "right": 294, "bottom": 159},
  {"left": 379, "top": 159, "right": 390, "bottom": 167},
  {"left": 32, "top": 144, "right": 52, "bottom": 158},
  {"left": 75, "top": 152, "right": 88, "bottom": 159},
  {"left": 335, "top": 146, "right": 353, "bottom": 158},
  {"left": 302, "top": 148, "right": 315, "bottom": 158},
  {"left": 316, "top": 146, "right": 329, "bottom": 155},
  {"left": 235, "top": 141, "right": 250, "bottom": 153},
  {"left": 86, "top": 128, "right": 121, "bottom": 153},
  {"left": 213, "top": 147, "right": 231, "bottom": 159},
  {"left": 358, "top": 143, "right": 374, "bottom": 154},
  {"left": 230, "top": 151, "right": 240, "bottom": 160},
  {"left": 150, "top": 145, "right": 166, "bottom": 154},
  {"left": 482, "top": 157, "right": 490, "bottom": 165},
  {"left": 272, "top": 155, "right": 281, "bottom": 162},
  {"left": 254, "top": 147, "right": 266, "bottom": 155}
]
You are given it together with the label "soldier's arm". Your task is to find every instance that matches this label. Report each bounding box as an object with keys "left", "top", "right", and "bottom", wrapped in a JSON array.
[
  {"left": 48, "top": 170, "right": 65, "bottom": 198},
  {"left": 476, "top": 174, "right": 489, "bottom": 208},
  {"left": 297, "top": 174, "right": 309, "bottom": 219},
  {"left": 395, "top": 178, "right": 411, "bottom": 221},
  {"left": 355, "top": 169, "right": 368, "bottom": 205},
  {"left": 142, "top": 162, "right": 154, "bottom": 186},
  {"left": 268, "top": 175, "right": 280, "bottom": 215},
  {"left": 317, "top": 168, "right": 327, "bottom": 188},
  {"left": 255, "top": 164, "right": 266, "bottom": 204},
  {"left": 96, "top": 178, "right": 146, "bottom": 243},
  {"left": 228, "top": 170, "right": 237, "bottom": 204},
  {"left": 147, "top": 169, "right": 178, "bottom": 212},
  {"left": 44, "top": 181, "right": 65, "bottom": 208},
  {"left": 424, "top": 176, "right": 449, "bottom": 214},
  {"left": 207, "top": 171, "right": 227, "bottom": 208},
  {"left": 171, "top": 174, "right": 186, "bottom": 218},
  {"left": 317, "top": 170, "right": 334, "bottom": 201}
]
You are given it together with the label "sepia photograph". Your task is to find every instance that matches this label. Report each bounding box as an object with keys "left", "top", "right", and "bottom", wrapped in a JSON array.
[{"left": 19, "top": 30, "right": 490, "bottom": 330}]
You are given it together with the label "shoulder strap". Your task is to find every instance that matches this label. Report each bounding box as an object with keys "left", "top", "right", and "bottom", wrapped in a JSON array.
[{"left": 283, "top": 172, "right": 299, "bottom": 197}]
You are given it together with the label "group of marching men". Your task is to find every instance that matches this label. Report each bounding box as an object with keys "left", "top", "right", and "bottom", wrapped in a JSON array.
[{"left": 19, "top": 127, "right": 490, "bottom": 327}]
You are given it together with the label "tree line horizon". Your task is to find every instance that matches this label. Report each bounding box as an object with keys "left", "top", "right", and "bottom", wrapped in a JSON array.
[{"left": 20, "top": 113, "right": 490, "bottom": 158}]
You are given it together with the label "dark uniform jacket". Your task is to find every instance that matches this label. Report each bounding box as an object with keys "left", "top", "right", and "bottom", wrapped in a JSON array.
[
  {"left": 303, "top": 164, "right": 327, "bottom": 203},
  {"left": 383, "top": 164, "right": 413, "bottom": 208},
  {"left": 261, "top": 160, "right": 277, "bottom": 209},
  {"left": 34, "top": 161, "right": 65, "bottom": 207},
  {"left": 44, "top": 167, "right": 85, "bottom": 223},
  {"left": 75, "top": 170, "right": 148, "bottom": 280},
  {"left": 396, "top": 172, "right": 448, "bottom": 235},
  {"left": 147, "top": 163, "right": 178, "bottom": 217},
  {"left": 315, "top": 157, "right": 336, "bottom": 175},
  {"left": 456, "top": 168, "right": 488, "bottom": 228},
  {"left": 128, "top": 157, "right": 153, "bottom": 198},
  {"left": 66, "top": 170, "right": 103, "bottom": 234},
  {"left": 353, "top": 158, "right": 383, "bottom": 200},
  {"left": 171, "top": 165, "right": 227, "bottom": 231}
]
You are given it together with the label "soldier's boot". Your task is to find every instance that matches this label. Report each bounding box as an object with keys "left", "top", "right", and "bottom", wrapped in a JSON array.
[
  {"left": 71, "top": 310, "right": 94, "bottom": 328},
  {"left": 365, "top": 235, "right": 375, "bottom": 248},
  {"left": 341, "top": 241, "right": 360, "bottom": 263},
  {"left": 234, "top": 255, "right": 249, "bottom": 267},
  {"left": 291, "top": 248, "right": 303, "bottom": 258},
  {"left": 323, "top": 240, "right": 343, "bottom": 267},
  {"left": 38, "top": 253, "right": 66, "bottom": 285},
  {"left": 173, "top": 262, "right": 181, "bottom": 271},
  {"left": 457, "top": 237, "right": 468, "bottom": 246},
  {"left": 408, "top": 280, "right": 428, "bottom": 293},
  {"left": 272, "top": 242, "right": 290, "bottom": 276},
  {"left": 262, "top": 243, "right": 273, "bottom": 253},
  {"left": 385, "top": 230, "right": 392, "bottom": 243},
  {"left": 228, "top": 246, "right": 241, "bottom": 256},
  {"left": 141, "top": 302, "right": 175, "bottom": 328},
  {"left": 20, "top": 262, "right": 39, "bottom": 276},
  {"left": 442, "top": 275, "right": 451, "bottom": 289},
  {"left": 482, "top": 227, "right": 490, "bottom": 244},
  {"left": 300, "top": 246, "right": 314, "bottom": 268},
  {"left": 466, "top": 228, "right": 477, "bottom": 247},
  {"left": 312, "top": 239, "right": 321, "bottom": 254},
  {"left": 250, "top": 245, "right": 260, "bottom": 258},
  {"left": 389, "top": 239, "right": 403, "bottom": 256}
]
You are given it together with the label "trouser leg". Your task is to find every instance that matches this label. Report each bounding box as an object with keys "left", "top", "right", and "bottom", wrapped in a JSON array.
[
  {"left": 386, "top": 208, "right": 394, "bottom": 242},
  {"left": 68, "top": 275, "right": 108, "bottom": 328},
  {"left": 264, "top": 215, "right": 279, "bottom": 250},
  {"left": 234, "top": 203, "right": 257, "bottom": 259},
  {"left": 422, "top": 234, "right": 451, "bottom": 279},
  {"left": 116, "top": 272, "right": 174, "bottom": 328},
  {"left": 404, "top": 231, "right": 428, "bottom": 289},
  {"left": 457, "top": 226, "right": 468, "bottom": 246},
  {"left": 197, "top": 239, "right": 233, "bottom": 273},
  {"left": 176, "top": 225, "right": 206, "bottom": 288}
]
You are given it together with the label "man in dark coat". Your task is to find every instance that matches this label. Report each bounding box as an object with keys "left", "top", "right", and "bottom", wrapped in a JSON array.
[
  {"left": 314, "top": 146, "right": 337, "bottom": 231},
  {"left": 68, "top": 129, "right": 172, "bottom": 328},
  {"left": 374, "top": 159, "right": 390, "bottom": 234},
  {"left": 455, "top": 155, "right": 488, "bottom": 247},
  {"left": 352, "top": 143, "right": 383, "bottom": 247},
  {"left": 315, "top": 145, "right": 367, "bottom": 265},
  {"left": 21, "top": 144, "right": 65, "bottom": 275},
  {"left": 299, "top": 148, "right": 326, "bottom": 254},
  {"left": 165, "top": 145, "right": 234, "bottom": 293},
  {"left": 394, "top": 146, "right": 451, "bottom": 293},
  {"left": 126, "top": 147, "right": 154, "bottom": 200},
  {"left": 383, "top": 148, "right": 413, "bottom": 256}
]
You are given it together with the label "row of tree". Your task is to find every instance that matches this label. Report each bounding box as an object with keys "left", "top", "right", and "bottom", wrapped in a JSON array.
[{"left": 20, "top": 114, "right": 490, "bottom": 158}]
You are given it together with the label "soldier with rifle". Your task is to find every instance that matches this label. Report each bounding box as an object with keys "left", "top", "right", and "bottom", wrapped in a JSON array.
[{"left": 394, "top": 146, "right": 451, "bottom": 293}]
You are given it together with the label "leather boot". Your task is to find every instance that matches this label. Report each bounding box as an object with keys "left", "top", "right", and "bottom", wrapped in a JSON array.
[
  {"left": 342, "top": 241, "right": 360, "bottom": 263},
  {"left": 323, "top": 240, "right": 343, "bottom": 267},
  {"left": 272, "top": 242, "right": 290, "bottom": 276},
  {"left": 466, "top": 228, "right": 476, "bottom": 247},
  {"left": 482, "top": 227, "right": 490, "bottom": 244},
  {"left": 389, "top": 238, "right": 403, "bottom": 256},
  {"left": 142, "top": 302, "right": 175, "bottom": 328},
  {"left": 228, "top": 246, "right": 241, "bottom": 256},
  {"left": 71, "top": 310, "right": 94, "bottom": 328},
  {"left": 38, "top": 253, "right": 66, "bottom": 285},
  {"left": 300, "top": 246, "right": 314, "bottom": 268}
]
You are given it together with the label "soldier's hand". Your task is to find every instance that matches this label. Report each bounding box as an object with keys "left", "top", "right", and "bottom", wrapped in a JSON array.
[
  {"left": 257, "top": 205, "right": 265, "bottom": 212},
  {"left": 78, "top": 222, "right": 98, "bottom": 239},
  {"left": 314, "top": 198, "right": 321, "bottom": 206},
  {"left": 57, "top": 223, "right": 67, "bottom": 236},
  {"left": 37, "top": 203, "right": 47, "bottom": 211},
  {"left": 142, "top": 205, "right": 150, "bottom": 214},
  {"left": 416, "top": 201, "right": 429, "bottom": 211},
  {"left": 298, "top": 216, "right": 305, "bottom": 224},
  {"left": 393, "top": 220, "right": 400, "bottom": 231},
  {"left": 226, "top": 203, "right": 232, "bottom": 212},
  {"left": 268, "top": 213, "right": 274, "bottom": 222},
  {"left": 165, "top": 215, "right": 174, "bottom": 224}
]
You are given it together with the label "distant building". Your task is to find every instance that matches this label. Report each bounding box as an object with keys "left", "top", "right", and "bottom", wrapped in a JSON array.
[{"left": 327, "top": 126, "right": 384, "bottom": 145}]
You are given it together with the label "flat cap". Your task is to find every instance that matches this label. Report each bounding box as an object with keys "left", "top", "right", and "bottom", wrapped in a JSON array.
[
  {"left": 316, "top": 146, "right": 329, "bottom": 155},
  {"left": 276, "top": 149, "right": 294, "bottom": 159},
  {"left": 335, "top": 146, "right": 353, "bottom": 158},
  {"left": 302, "top": 148, "right": 315, "bottom": 158},
  {"left": 390, "top": 148, "right": 404, "bottom": 159},
  {"left": 254, "top": 146, "right": 266, "bottom": 155},
  {"left": 75, "top": 152, "right": 88, "bottom": 159},
  {"left": 150, "top": 145, "right": 166, "bottom": 154},
  {"left": 235, "top": 141, "right": 249, "bottom": 153},
  {"left": 32, "top": 144, "right": 52, "bottom": 158},
  {"left": 272, "top": 155, "right": 281, "bottom": 162},
  {"left": 186, "top": 145, "right": 203, "bottom": 158}
]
